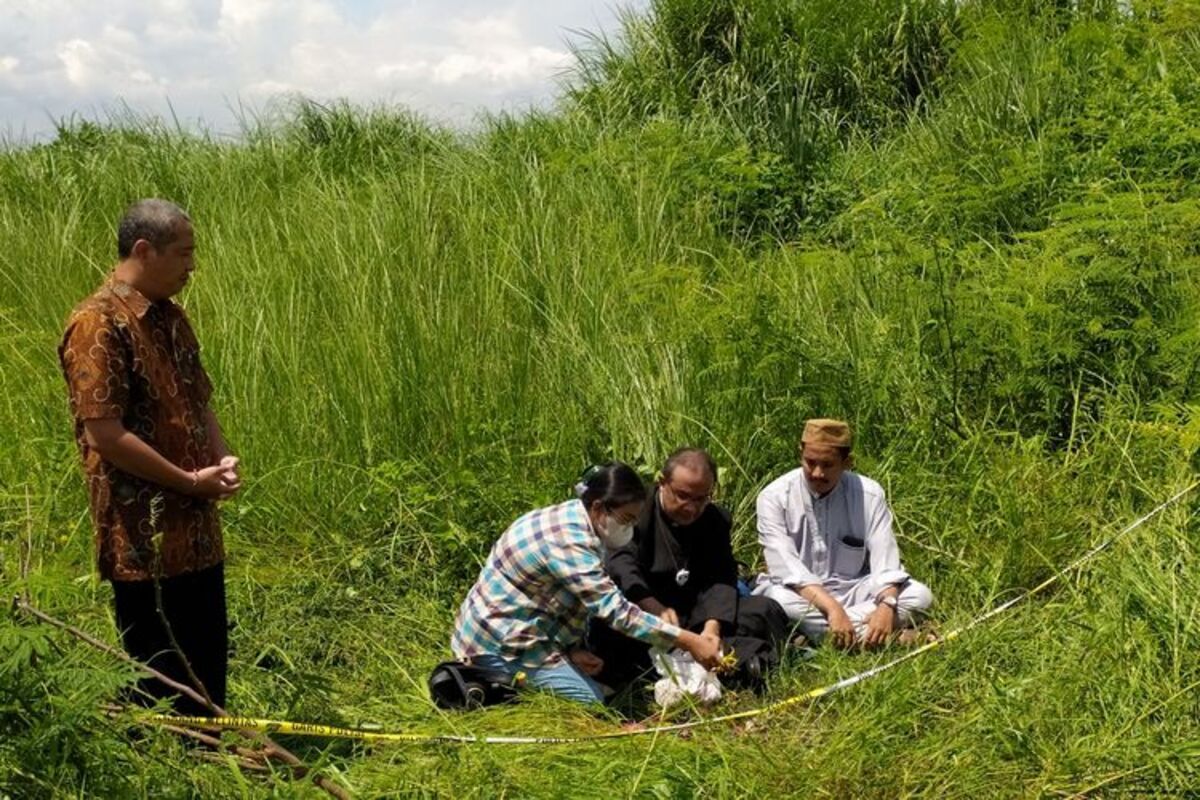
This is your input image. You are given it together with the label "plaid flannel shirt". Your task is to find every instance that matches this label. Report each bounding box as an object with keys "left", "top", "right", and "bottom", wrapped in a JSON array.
[{"left": 452, "top": 499, "right": 682, "bottom": 668}]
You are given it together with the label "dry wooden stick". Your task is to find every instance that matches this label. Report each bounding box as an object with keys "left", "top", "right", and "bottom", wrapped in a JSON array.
[
  {"left": 13, "top": 596, "right": 351, "bottom": 800},
  {"left": 102, "top": 702, "right": 269, "bottom": 781},
  {"left": 163, "top": 722, "right": 245, "bottom": 751},
  {"left": 102, "top": 703, "right": 270, "bottom": 764},
  {"left": 191, "top": 750, "right": 273, "bottom": 773}
]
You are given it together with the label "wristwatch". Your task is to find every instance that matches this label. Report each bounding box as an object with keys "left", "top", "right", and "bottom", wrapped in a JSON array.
[{"left": 878, "top": 595, "right": 899, "bottom": 612}]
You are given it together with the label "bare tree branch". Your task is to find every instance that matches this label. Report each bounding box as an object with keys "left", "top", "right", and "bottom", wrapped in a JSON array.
[{"left": 13, "top": 596, "right": 351, "bottom": 800}]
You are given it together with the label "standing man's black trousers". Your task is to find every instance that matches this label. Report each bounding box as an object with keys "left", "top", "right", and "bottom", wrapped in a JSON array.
[{"left": 111, "top": 562, "right": 227, "bottom": 716}]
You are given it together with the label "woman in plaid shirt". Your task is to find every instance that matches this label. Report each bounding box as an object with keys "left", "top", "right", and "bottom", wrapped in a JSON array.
[{"left": 452, "top": 462, "right": 723, "bottom": 703}]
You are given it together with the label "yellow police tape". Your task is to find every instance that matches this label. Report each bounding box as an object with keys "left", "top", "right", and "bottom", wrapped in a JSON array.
[
  {"left": 148, "top": 627, "right": 963, "bottom": 745},
  {"left": 146, "top": 481, "right": 1194, "bottom": 746}
]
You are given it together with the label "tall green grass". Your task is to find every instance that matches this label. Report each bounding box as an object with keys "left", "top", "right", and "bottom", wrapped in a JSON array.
[{"left": 3, "top": 1, "right": 1200, "bottom": 796}]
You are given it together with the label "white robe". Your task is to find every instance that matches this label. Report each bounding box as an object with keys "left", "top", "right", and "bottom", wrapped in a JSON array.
[{"left": 752, "top": 468, "right": 932, "bottom": 641}]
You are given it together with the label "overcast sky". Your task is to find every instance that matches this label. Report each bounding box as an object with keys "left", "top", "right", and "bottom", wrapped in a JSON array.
[{"left": 0, "top": 0, "right": 645, "bottom": 142}]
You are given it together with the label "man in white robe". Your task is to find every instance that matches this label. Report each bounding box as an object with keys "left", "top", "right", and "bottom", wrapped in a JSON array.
[{"left": 753, "top": 419, "right": 933, "bottom": 649}]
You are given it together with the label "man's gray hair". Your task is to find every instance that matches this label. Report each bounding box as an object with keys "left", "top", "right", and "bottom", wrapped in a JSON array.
[{"left": 117, "top": 199, "right": 190, "bottom": 259}]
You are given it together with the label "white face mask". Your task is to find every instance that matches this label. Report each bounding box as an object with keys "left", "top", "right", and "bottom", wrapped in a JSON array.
[{"left": 599, "top": 517, "right": 634, "bottom": 549}]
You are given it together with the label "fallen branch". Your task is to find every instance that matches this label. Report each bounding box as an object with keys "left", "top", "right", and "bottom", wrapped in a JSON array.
[
  {"left": 12, "top": 596, "right": 351, "bottom": 800},
  {"left": 102, "top": 703, "right": 271, "bottom": 764},
  {"left": 190, "top": 749, "right": 273, "bottom": 774}
]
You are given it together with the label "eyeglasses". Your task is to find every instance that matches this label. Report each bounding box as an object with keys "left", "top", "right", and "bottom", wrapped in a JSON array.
[{"left": 662, "top": 482, "right": 713, "bottom": 506}]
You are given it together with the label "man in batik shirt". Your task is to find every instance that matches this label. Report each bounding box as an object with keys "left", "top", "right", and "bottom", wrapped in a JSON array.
[{"left": 59, "top": 199, "right": 240, "bottom": 714}]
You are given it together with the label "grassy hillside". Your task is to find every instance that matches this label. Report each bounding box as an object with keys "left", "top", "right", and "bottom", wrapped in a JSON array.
[{"left": 3, "top": 1, "right": 1200, "bottom": 796}]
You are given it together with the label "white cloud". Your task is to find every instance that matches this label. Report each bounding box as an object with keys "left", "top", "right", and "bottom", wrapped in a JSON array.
[
  {"left": 0, "top": 0, "right": 645, "bottom": 141},
  {"left": 55, "top": 40, "right": 93, "bottom": 87},
  {"left": 218, "top": 0, "right": 276, "bottom": 31},
  {"left": 56, "top": 27, "right": 161, "bottom": 91}
]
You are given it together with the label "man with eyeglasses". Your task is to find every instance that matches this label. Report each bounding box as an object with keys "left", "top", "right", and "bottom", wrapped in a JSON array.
[{"left": 590, "top": 447, "right": 790, "bottom": 689}]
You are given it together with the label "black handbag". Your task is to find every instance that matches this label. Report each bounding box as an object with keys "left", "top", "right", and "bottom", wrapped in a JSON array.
[{"left": 428, "top": 660, "right": 522, "bottom": 710}]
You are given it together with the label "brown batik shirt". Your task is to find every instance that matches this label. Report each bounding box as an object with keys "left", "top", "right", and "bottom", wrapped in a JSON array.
[{"left": 59, "top": 277, "right": 222, "bottom": 582}]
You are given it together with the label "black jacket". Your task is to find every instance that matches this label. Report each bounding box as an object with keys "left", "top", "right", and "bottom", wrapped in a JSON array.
[{"left": 605, "top": 488, "right": 739, "bottom": 635}]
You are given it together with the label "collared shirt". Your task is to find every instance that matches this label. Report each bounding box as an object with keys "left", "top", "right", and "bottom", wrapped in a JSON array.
[
  {"left": 452, "top": 499, "right": 682, "bottom": 668},
  {"left": 59, "top": 277, "right": 221, "bottom": 581},
  {"left": 756, "top": 468, "right": 908, "bottom": 594}
]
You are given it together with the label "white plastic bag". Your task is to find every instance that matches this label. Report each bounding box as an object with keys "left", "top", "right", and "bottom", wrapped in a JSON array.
[{"left": 650, "top": 648, "right": 722, "bottom": 709}]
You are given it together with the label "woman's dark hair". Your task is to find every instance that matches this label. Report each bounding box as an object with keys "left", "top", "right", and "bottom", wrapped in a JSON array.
[{"left": 575, "top": 462, "right": 647, "bottom": 510}]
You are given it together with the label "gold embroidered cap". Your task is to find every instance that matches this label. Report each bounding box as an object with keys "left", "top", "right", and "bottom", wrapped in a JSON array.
[{"left": 801, "top": 418, "right": 852, "bottom": 448}]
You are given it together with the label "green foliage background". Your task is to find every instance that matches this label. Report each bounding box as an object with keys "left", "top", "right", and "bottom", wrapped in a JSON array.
[{"left": 3, "top": 0, "right": 1200, "bottom": 796}]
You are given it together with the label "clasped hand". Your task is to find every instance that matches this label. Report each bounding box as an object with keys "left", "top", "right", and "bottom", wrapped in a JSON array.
[{"left": 192, "top": 456, "right": 241, "bottom": 501}]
